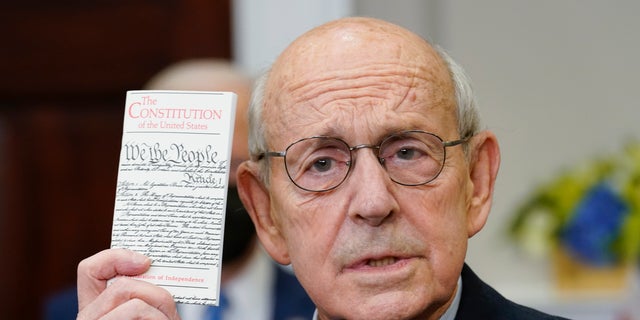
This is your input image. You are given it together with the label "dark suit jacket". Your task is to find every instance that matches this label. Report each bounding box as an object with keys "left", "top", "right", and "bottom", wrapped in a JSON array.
[
  {"left": 44, "top": 263, "right": 315, "bottom": 320},
  {"left": 456, "top": 264, "right": 569, "bottom": 319}
]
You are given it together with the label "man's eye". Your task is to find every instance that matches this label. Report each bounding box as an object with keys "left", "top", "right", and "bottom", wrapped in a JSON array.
[
  {"left": 311, "top": 158, "right": 334, "bottom": 172},
  {"left": 396, "top": 148, "right": 419, "bottom": 160}
]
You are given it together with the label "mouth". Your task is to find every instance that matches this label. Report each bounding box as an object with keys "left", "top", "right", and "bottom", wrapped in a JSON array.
[
  {"left": 366, "top": 257, "right": 398, "bottom": 267},
  {"left": 340, "top": 253, "right": 421, "bottom": 287},
  {"left": 346, "top": 255, "right": 410, "bottom": 271}
]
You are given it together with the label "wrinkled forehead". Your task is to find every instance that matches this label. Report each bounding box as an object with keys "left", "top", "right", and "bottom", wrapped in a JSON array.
[
  {"left": 271, "top": 18, "right": 449, "bottom": 85},
  {"left": 263, "top": 18, "right": 455, "bottom": 140}
]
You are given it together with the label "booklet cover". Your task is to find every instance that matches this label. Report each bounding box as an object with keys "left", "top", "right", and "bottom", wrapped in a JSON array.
[{"left": 110, "top": 90, "right": 237, "bottom": 305}]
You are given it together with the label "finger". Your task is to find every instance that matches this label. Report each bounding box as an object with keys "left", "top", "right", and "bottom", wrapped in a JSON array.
[
  {"left": 77, "top": 277, "right": 180, "bottom": 320},
  {"left": 101, "top": 298, "right": 171, "bottom": 320},
  {"left": 77, "top": 248, "right": 151, "bottom": 309}
]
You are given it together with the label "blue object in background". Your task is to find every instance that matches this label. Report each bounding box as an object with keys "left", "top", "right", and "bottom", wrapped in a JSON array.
[{"left": 561, "top": 182, "right": 629, "bottom": 266}]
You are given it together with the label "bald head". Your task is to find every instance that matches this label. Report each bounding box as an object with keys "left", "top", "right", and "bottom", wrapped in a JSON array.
[
  {"left": 271, "top": 17, "right": 444, "bottom": 77},
  {"left": 254, "top": 18, "right": 459, "bottom": 157}
]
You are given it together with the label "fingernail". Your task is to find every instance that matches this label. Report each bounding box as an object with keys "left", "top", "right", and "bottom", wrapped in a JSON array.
[{"left": 133, "top": 252, "right": 152, "bottom": 265}]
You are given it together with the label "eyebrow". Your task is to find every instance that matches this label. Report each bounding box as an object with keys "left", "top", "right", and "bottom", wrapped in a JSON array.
[{"left": 309, "top": 125, "right": 425, "bottom": 145}]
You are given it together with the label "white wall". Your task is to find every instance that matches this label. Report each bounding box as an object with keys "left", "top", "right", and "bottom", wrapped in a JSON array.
[
  {"left": 437, "top": 2, "right": 640, "bottom": 317},
  {"left": 233, "top": 1, "right": 640, "bottom": 317},
  {"left": 232, "top": 0, "right": 352, "bottom": 77}
]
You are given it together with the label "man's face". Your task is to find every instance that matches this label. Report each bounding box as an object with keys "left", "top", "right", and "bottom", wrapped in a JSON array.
[
  {"left": 253, "top": 20, "right": 480, "bottom": 320},
  {"left": 238, "top": 18, "right": 500, "bottom": 319}
]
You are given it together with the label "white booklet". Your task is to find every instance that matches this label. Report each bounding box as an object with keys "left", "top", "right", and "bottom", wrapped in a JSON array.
[{"left": 110, "top": 90, "right": 237, "bottom": 305}]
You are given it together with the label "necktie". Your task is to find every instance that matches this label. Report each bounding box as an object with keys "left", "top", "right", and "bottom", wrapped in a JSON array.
[{"left": 207, "top": 291, "right": 229, "bottom": 320}]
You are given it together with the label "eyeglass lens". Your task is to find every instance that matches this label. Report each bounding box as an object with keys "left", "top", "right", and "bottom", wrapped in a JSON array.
[{"left": 283, "top": 131, "right": 447, "bottom": 192}]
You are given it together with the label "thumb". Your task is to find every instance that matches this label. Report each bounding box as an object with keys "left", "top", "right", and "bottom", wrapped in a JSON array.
[{"left": 76, "top": 248, "right": 151, "bottom": 309}]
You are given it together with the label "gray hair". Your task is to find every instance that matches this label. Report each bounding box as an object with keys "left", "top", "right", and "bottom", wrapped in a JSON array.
[
  {"left": 435, "top": 46, "right": 481, "bottom": 157},
  {"left": 247, "top": 68, "right": 272, "bottom": 184},
  {"left": 247, "top": 47, "right": 481, "bottom": 186},
  {"left": 434, "top": 46, "right": 482, "bottom": 143}
]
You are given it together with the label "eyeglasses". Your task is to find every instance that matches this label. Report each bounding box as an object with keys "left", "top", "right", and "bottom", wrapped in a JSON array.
[{"left": 257, "top": 130, "right": 469, "bottom": 192}]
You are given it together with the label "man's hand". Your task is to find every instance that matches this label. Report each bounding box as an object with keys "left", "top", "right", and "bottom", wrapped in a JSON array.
[{"left": 76, "top": 248, "right": 180, "bottom": 319}]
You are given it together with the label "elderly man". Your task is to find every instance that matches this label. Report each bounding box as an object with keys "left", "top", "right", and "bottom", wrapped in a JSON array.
[{"left": 77, "top": 18, "right": 565, "bottom": 319}]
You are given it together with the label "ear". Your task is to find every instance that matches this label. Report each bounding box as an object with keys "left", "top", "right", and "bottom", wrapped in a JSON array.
[
  {"left": 236, "top": 161, "right": 291, "bottom": 265},
  {"left": 465, "top": 130, "right": 501, "bottom": 238}
]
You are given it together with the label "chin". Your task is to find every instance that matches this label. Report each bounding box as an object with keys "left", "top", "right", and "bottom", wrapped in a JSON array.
[{"left": 327, "top": 290, "right": 437, "bottom": 320}]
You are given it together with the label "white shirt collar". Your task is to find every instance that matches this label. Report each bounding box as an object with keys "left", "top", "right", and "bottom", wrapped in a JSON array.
[
  {"left": 440, "top": 276, "right": 462, "bottom": 320},
  {"left": 312, "top": 276, "right": 462, "bottom": 320}
]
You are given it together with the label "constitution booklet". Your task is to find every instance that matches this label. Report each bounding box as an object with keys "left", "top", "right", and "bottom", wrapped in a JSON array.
[{"left": 110, "top": 90, "right": 237, "bottom": 305}]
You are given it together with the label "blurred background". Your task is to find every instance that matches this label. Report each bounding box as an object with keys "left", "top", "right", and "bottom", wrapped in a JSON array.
[{"left": 1, "top": 1, "right": 638, "bottom": 319}]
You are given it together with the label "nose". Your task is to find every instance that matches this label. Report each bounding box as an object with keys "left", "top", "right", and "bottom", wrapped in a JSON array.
[{"left": 345, "top": 148, "right": 399, "bottom": 226}]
